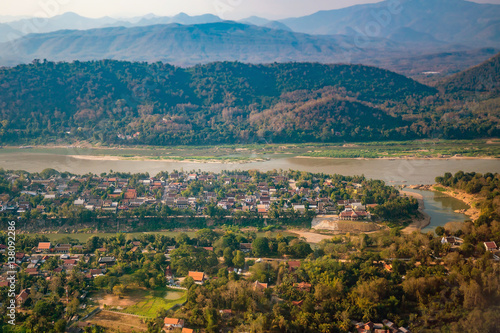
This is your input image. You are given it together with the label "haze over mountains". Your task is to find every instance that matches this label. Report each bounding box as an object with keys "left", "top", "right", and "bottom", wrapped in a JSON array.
[
  {"left": 0, "top": 0, "right": 498, "bottom": 77},
  {"left": 281, "top": 0, "right": 500, "bottom": 46}
]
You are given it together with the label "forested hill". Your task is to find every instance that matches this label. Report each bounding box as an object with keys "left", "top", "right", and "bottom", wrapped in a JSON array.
[
  {"left": 0, "top": 60, "right": 497, "bottom": 145},
  {"left": 438, "top": 52, "right": 500, "bottom": 97}
]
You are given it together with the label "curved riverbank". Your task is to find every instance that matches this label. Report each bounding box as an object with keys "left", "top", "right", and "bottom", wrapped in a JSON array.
[
  {"left": 430, "top": 185, "right": 480, "bottom": 221},
  {"left": 400, "top": 190, "right": 431, "bottom": 233}
]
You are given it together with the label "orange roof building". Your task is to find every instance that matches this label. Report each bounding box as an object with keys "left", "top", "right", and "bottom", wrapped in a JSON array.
[
  {"left": 188, "top": 271, "right": 205, "bottom": 284},
  {"left": 164, "top": 317, "right": 184, "bottom": 328},
  {"left": 288, "top": 260, "right": 301, "bottom": 272},
  {"left": 37, "top": 242, "right": 52, "bottom": 252},
  {"left": 124, "top": 189, "right": 137, "bottom": 199},
  {"left": 253, "top": 281, "right": 268, "bottom": 291},
  {"left": 16, "top": 289, "right": 30, "bottom": 306}
]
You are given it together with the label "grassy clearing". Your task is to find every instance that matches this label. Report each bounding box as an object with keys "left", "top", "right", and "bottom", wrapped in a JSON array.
[
  {"left": 3, "top": 139, "right": 499, "bottom": 160},
  {"left": 83, "top": 310, "right": 147, "bottom": 333},
  {"left": 302, "top": 140, "right": 500, "bottom": 158},
  {"left": 93, "top": 286, "right": 186, "bottom": 318},
  {"left": 118, "top": 287, "right": 186, "bottom": 318}
]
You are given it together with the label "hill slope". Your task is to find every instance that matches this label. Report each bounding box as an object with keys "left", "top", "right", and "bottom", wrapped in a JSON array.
[
  {"left": 438, "top": 52, "right": 500, "bottom": 96},
  {"left": 0, "top": 60, "right": 439, "bottom": 145}
]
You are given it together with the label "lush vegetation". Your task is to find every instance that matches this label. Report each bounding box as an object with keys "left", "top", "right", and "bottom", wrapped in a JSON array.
[
  {"left": 2, "top": 139, "right": 500, "bottom": 162},
  {"left": 0, "top": 171, "right": 499, "bottom": 332},
  {"left": 436, "top": 171, "right": 500, "bottom": 232},
  {"left": 438, "top": 52, "right": 500, "bottom": 98},
  {"left": 2, "top": 59, "right": 498, "bottom": 146}
]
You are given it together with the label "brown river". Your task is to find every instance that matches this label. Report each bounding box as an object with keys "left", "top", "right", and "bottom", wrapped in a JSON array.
[{"left": 0, "top": 152, "right": 498, "bottom": 185}]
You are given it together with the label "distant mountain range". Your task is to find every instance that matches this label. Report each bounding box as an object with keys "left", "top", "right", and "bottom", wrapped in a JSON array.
[
  {"left": 0, "top": 22, "right": 397, "bottom": 67},
  {"left": 281, "top": 0, "right": 500, "bottom": 47},
  {"left": 0, "top": 11, "right": 289, "bottom": 42},
  {"left": 0, "top": 0, "right": 498, "bottom": 77}
]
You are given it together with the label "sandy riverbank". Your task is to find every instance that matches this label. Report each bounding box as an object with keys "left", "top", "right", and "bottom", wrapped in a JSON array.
[
  {"left": 430, "top": 185, "right": 481, "bottom": 221},
  {"left": 69, "top": 155, "right": 265, "bottom": 164},
  {"left": 294, "top": 155, "right": 498, "bottom": 160},
  {"left": 400, "top": 190, "right": 431, "bottom": 234}
]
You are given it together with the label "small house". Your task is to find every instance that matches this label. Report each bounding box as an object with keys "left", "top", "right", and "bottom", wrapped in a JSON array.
[
  {"left": 253, "top": 281, "right": 268, "bottom": 291},
  {"left": 16, "top": 289, "right": 30, "bottom": 306},
  {"left": 484, "top": 241, "right": 497, "bottom": 252},
  {"left": 188, "top": 271, "right": 206, "bottom": 285},
  {"left": 98, "top": 256, "right": 116, "bottom": 266},
  {"left": 164, "top": 317, "right": 184, "bottom": 329}
]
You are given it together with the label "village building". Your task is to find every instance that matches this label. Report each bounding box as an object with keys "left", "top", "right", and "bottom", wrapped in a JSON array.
[
  {"left": 163, "top": 317, "right": 184, "bottom": 330},
  {"left": 188, "top": 271, "right": 206, "bottom": 285},
  {"left": 294, "top": 282, "right": 312, "bottom": 292},
  {"left": 484, "top": 241, "right": 497, "bottom": 252},
  {"left": 37, "top": 242, "right": 52, "bottom": 253},
  {"left": 98, "top": 256, "right": 116, "bottom": 266},
  {"left": 16, "top": 289, "right": 30, "bottom": 307},
  {"left": 253, "top": 281, "right": 268, "bottom": 291}
]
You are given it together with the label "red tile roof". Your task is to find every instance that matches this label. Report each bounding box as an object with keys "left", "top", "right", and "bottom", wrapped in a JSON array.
[
  {"left": 164, "top": 318, "right": 184, "bottom": 326},
  {"left": 38, "top": 242, "right": 51, "bottom": 250},
  {"left": 188, "top": 271, "right": 205, "bottom": 282},
  {"left": 484, "top": 241, "right": 497, "bottom": 250},
  {"left": 253, "top": 281, "right": 268, "bottom": 290},
  {"left": 17, "top": 289, "right": 29, "bottom": 303}
]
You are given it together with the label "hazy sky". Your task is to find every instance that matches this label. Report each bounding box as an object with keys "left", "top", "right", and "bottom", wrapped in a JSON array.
[{"left": 2, "top": 0, "right": 500, "bottom": 20}]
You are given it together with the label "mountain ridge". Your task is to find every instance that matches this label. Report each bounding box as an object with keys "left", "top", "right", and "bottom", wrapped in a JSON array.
[
  {"left": 0, "top": 60, "right": 443, "bottom": 145},
  {"left": 1, "top": 56, "right": 499, "bottom": 146},
  {"left": 280, "top": 0, "right": 500, "bottom": 47},
  {"left": 438, "top": 52, "right": 500, "bottom": 96},
  {"left": 0, "top": 22, "right": 380, "bottom": 67}
]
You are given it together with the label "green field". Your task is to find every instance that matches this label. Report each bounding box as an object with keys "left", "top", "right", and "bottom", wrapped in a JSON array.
[
  {"left": 119, "top": 287, "right": 186, "bottom": 318},
  {"left": 2, "top": 139, "right": 499, "bottom": 161}
]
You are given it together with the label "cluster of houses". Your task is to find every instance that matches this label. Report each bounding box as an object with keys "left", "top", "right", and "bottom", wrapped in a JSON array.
[
  {"left": 441, "top": 236, "right": 499, "bottom": 258},
  {"left": 0, "top": 171, "right": 375, "bottom": 220},
  {"left": 0, "top": 240, "right": 118, "bottom": 308},
  {"left": 162, "top": 259, "right": 317, "bottom": 332}
]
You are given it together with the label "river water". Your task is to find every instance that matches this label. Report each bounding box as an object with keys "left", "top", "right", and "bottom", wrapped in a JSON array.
[
  {"left": 403, "top": 188, "right": 470, "bottom": 232},
  {"left": 0, "top": 152, "right": 499, "bottom": 185}
]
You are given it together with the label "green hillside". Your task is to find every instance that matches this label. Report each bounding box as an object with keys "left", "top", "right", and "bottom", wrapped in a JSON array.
[
  {"left": 0, "top": 59, "right": 498, "bottom": 145},
  {"left": 438, "top": 52, "right": 500, "bottom": 97}
]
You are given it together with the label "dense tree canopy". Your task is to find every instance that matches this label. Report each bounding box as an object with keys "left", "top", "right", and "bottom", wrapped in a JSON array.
[{"left": 2, "top": 59, "right": 497, "bottom": 145}]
